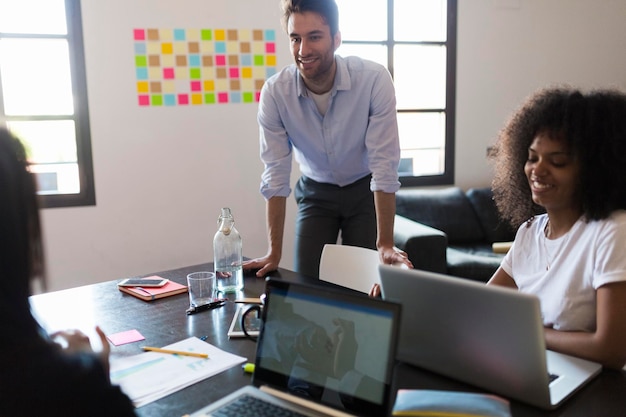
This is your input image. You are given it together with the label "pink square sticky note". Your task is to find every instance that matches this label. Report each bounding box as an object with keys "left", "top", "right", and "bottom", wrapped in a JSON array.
[
  {"left": 265, "top": 42, "right": 275, "bottom": 53},
  {"left": 178, "top": 94, "right": 189, "bottom": 105},
  {"left": 218, "top": 92, "right": 229, "bottom": 103},
  {"left": 138, "top": 95, "right": 150, "bottom": 106},
  {"left": 229, "top": 68, "right": 239, "bottom": 78},
  {"left": 190, "top": 81, "right": 202, "bottom": 91},
  {"left": 163, "top": 68, "right": 175, "bottom": 79},
  {"left": 133, "top": 29, "right": 146, "bottom": 41},
  {"left": 215, "top": 55, "right": 226, "bottom": 66},
  {"left": 107, "top": 329, "right": 145, "bottom": 346}
]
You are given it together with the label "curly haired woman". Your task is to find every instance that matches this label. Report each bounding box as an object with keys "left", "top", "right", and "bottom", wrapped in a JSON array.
[{"left": 488, "top": 87, "right": 626, "bottom": 369}]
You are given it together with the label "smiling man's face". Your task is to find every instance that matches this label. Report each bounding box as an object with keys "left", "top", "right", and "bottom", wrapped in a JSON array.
[{"left": 287, "top": 11, "right": 341, "bottom": 92}]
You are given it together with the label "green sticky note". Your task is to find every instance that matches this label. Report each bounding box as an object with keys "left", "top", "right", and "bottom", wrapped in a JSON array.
[
  {"left": 190, "top": 68, "right": 201, "bottom": 79},
  {"left": 201, "top": 29, "right": 212, "bottom": 40},
  {"left": 135, "top": 55, "right": 147, "bottom": 67}
]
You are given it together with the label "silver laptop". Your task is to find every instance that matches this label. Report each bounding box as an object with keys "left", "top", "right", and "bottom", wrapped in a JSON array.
[
  {"left": 189, "top": 278, "right": 401, "bottom": 417},
  {"left": 378, "top": 265, "right": 601, "bottom": 410}
]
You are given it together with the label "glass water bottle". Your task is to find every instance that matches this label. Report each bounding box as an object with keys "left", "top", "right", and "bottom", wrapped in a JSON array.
[{"left": 213, "top": 207, "right": 243, "bottom": 293}]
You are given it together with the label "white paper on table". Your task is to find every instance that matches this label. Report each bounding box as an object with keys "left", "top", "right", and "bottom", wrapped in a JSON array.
[{"left": 109, "top": 336, "right": 247, "bottom": 408}]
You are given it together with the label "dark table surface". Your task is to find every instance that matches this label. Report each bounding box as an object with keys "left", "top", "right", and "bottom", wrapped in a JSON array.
[{"left": 30, "top": 263, "right": 626, "bottom": 417}]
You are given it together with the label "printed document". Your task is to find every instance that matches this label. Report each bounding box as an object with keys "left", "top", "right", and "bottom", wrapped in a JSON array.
[{"left": 110, "top": 336, "right": 246, "bottom": 407}]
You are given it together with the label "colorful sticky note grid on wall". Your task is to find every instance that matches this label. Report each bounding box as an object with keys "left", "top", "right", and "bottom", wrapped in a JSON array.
[{"left": 133, "top": 28, "right": 277, "bottom": 107}]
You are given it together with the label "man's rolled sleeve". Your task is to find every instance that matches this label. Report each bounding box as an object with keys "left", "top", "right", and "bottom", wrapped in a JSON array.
[
  {"left": 258, "top": 84, "right": 293, "bottom": 200},
  {"left": 366, "top": 69, "right": 401, "bottom": 194}
]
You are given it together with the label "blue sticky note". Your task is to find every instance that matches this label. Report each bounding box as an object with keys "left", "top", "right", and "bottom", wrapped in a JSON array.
[
  {"left": 174, "top": 29, "right": 186, "bottom": 41},
  {"left": 136, "top": 67, "right": 149, "bottom": 80}
]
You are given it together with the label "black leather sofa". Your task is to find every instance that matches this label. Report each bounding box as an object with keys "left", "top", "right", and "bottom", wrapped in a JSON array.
[{"left": 393, "top": 187, "right": 516, "bottom": 282}]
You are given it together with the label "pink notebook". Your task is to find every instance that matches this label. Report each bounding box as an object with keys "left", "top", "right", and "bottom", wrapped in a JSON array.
[{"left": 118, "top": 276, "right": 187, "bottom": 301}]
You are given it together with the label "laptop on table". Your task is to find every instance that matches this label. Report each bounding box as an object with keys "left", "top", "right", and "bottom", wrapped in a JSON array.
[
  {"left": 378, "top": 265, "right": 601, "bottom": 410},
  {"left": 189, "top": 278, "right": 401, "bottom": 417}
]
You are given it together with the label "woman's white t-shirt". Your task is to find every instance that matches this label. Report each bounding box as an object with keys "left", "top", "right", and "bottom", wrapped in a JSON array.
[{"left": 501, "top": 211, "right": 626, "bottom": 332}]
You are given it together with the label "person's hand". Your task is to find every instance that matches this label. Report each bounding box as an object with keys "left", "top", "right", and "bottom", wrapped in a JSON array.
[
  {"left": 369, "top": 283, "right": 381, "bottom": 298},
  {"left": 51, "top": 326, "right": 111, "bottom": 376},
  {"left": 51, "top": 328, "right": 93, "bottom": 353},
  {"left": 94, "top": 326, "right": 111, "bottom": 375},
  {"left": 242, "top": 253, "right": 280, "bottom": 277},
  {"left": 378, "top": 246, "right": 413, "bottom": 269}
]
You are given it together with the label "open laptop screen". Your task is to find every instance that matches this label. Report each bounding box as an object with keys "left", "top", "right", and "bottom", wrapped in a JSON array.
[{"left": 254, "top": 279, "right": 400, "bottom": 417}]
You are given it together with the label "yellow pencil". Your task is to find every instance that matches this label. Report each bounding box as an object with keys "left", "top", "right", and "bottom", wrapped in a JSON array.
[{"left": 142, "top": 346, "right": 209, "bottom": 358}]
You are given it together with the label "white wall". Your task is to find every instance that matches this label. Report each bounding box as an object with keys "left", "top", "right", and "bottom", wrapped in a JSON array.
[
  {"left": 455, "top": 0, "right": 626, "bottom": 189},
  {"left": 40, "top": 0, "right": 626, "bottom": 291}
]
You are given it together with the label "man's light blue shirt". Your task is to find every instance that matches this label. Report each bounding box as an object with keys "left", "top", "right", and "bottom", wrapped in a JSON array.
[{"left": 257, "top": 55, "right": 401, "bottom": 200}]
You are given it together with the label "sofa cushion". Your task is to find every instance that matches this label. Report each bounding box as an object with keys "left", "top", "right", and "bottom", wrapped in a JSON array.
[
  {"left": 396, "top": 187, "right": 485, "bottom": 244},
  {"left": 446, "top": 246, "right": 503, "bottom": 282},
  {"left": 466, "top": 188, "right": 516, "bottom": 243}
]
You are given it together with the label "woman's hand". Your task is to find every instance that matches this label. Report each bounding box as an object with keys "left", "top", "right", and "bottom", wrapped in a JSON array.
[{"left": 51, "top": 326, "right": 111, "bottom": 375}]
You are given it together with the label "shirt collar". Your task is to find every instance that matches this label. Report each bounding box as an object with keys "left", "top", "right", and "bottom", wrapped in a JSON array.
[{"left": 296, "top": 55, "right": 352, "bottom": 97}]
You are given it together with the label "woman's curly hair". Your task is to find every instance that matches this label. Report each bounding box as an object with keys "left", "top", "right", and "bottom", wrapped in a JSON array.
[{"left": 490, "top": 86, "right": 626, "bottom": 229}]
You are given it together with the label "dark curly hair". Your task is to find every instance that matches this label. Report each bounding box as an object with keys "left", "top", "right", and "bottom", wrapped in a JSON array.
[{"left": 490, "top": 87, "right": 626, "bottom": 229}]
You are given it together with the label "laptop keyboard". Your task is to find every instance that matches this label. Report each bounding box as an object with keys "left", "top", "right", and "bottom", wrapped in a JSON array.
[{"left": 211, "top": 394, "right": 309, "bottom": 417}]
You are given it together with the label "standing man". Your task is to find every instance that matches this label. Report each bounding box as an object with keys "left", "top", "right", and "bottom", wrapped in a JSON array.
[{"left": 243, "top": 0, "right": 412, "bottom": 278}]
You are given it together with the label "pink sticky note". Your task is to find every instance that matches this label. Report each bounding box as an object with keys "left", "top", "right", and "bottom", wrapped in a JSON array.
[
  {"left": 178, "top": 94, "right": 189, "bottom": 105},
  {"left": 133, "top": 29, "right": 146, "bottom": 41},
  {"left": 107, "top": 329, "right": 145, "bottom": 346},
  {"left": 163, "top": 68, "right": 175, "bottom": 79}
]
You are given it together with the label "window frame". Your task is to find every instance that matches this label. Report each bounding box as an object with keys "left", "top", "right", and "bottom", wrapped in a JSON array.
[
  {"left": 0, "top": 0, "right": 95, "bottom": 208},
  {"left": 341, "top": 0, "right": 457, "bottom": 187}
]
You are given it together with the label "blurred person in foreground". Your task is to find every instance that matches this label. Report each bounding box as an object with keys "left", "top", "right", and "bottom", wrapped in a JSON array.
[{"left": 0, "top": 128, "right": 136, "bottom": 415}]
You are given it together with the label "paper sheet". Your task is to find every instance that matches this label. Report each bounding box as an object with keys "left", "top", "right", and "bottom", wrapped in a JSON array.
[{"left": 109, "top": 336, "right": 247, "bottom": 407}]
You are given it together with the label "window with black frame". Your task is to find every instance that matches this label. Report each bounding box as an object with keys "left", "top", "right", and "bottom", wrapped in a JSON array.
[
  {"left": 335, "top": 0, "right": 456, "bottom": 187},
  {"left": 0, "top": 0, "right": 95, "bottom": 208}
]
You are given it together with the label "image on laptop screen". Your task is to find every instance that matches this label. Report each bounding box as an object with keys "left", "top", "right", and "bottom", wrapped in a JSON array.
[{"left": 254, "top": 283, "right": 398, "bottom": 416}]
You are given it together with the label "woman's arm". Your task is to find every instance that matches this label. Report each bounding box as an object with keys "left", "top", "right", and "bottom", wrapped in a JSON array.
[
  {"left": 545, "top": 281, "right": 626, "bottom": 370},
  {"left": 490, "top": 268, "right": 626, "bottom": 369},
  {"left": 487, "top": 267, "right": 518, "bottom": 289}
]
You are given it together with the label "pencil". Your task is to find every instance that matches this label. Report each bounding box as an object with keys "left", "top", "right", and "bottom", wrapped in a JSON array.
[
  {"left": 142, "top": 346, "right": 209, "bottom": 358},
  {"left": 234, "top": 297, "right": 263, "bottom": 304}
]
